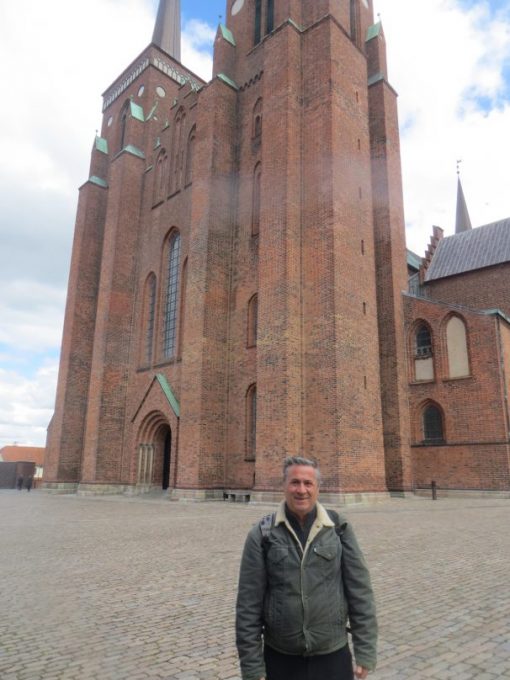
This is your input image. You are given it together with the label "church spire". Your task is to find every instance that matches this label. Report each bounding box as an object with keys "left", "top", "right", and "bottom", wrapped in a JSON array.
[
  {"left": 152, "top": 0, "right": 181, "bottom": 62},
  {"left": 455, "top": 174, "right": 472, "bottom": 234}
]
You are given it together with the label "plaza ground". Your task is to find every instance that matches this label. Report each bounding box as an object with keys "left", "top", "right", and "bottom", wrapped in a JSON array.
[{"left": 1, "top": 491, "right": 509, "bottom": 679}]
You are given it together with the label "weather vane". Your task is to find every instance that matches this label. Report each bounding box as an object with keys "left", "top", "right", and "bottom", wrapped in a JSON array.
[{"left": 456, "top": 159, "right": 462, "bottom": 176}]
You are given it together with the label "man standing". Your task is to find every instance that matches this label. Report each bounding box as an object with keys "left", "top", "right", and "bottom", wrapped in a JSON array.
[{"left": 236, "top": 457, "right": 377, "bottom": 680}]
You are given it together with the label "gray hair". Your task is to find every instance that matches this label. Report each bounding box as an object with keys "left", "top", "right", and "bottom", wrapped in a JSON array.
[{"left": 283, "top": 456, "right": 321, "bottom": 485}]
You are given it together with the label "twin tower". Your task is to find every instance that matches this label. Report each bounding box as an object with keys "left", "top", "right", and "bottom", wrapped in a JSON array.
[{"left": 45, "top": 0, "right": 413, "bottom": 500}]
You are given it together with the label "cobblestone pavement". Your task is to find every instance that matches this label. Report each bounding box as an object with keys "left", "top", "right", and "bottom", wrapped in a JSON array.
[{"left": 1, "top": 491, "right": 510, "bottom": 680}]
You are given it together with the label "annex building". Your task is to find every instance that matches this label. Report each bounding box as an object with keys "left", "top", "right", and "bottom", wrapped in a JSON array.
[{"left": 44, "top": 0, "right": 510, "bottom": 500}]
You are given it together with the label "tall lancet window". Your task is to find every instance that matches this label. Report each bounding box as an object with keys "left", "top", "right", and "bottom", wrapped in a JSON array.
[
  {"left": 266, "top": 0, "right": 274, "bottom": 33},
  {"left": 350, "top": 0, "right": 361, "bottom": 48},
  {"left": 163, "top": 231, "right": 181, "bottom": 358},
  {"left": 254, "top": 0, "right": 262, "bottom": 44}
]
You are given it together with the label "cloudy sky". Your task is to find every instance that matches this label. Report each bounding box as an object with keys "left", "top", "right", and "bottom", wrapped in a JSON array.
[{"left": 0, "top": 0, "right": 509, "bottom": 448}]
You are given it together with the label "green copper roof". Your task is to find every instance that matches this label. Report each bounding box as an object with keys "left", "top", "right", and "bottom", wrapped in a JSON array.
[
  {"left": 89, "top": 176, "right": 108, "bottom": 188},
  {"left": 217, "top": 73, "right": 239, "bottom": 91},
  {"left": 367, "top": 72, "right": 385, "bottom": 87},
  {"left": 366, "top": 22, "right": 382, "bottom": 42},
  {"left": 123, "top": 144, "right": 145, "bottom": 159},
  {"left": 95, "top": 136, "right": 108, "bottom": 154},
  {"left": 130, "top": 100, "right": 145, "bottom": 122},
  {"left": 219, "top": 23, "right": 236, "bottom": 46},
  {"left": 156, "top": 374, "right": 180, "bottom": 417}
]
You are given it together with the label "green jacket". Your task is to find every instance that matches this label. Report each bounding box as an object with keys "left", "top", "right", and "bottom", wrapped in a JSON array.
[{"left": 235, "top": 501, "right": 377, "bottom": 680}]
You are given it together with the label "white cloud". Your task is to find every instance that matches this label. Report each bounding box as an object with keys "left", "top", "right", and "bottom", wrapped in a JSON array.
[
  {"left": 374, "top": 0, "right": 510, "bottom": 254},
  {"left": 0, "top": 361, "right": 58, "bottom": 448}
]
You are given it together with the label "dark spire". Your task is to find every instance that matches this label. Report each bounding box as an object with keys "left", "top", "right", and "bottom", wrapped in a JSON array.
[
  {"left": 152, "top": 0, "right": 181, "bottom": 62},
  {"left": 455, "top": 175, "right": 472, "bottom": 234}
]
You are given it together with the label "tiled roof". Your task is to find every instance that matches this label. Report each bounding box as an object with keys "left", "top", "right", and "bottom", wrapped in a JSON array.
[
  {"left": 425, "top": 218, "right": 510, "bottom": 282},
  {"left": 0, "top": 446, "right": 45, "bottom": 466}
]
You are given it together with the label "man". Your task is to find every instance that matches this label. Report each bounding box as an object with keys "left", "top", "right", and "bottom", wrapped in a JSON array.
[{"left": 236, "top": 456, "right": 377, "bottom": 680}]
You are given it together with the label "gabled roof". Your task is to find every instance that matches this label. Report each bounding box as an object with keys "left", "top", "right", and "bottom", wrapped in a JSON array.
[
  {"left": 425, "top": 218, "right": 510, "bottom": 282},
  {"left": 0, "top": 446, "right": 45, "bottom": 466}
]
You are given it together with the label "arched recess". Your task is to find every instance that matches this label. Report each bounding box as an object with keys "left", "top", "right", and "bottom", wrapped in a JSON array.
[
  {"left": 140, "top": 272, "right": 157, "bottom": 367},
  {"left": 409, "top": 320, "right": 434, "bottom": 382},
  {"left": 118, "top": 100, "right": 130, "bottom": 152},
  {"left": 245, "top": 384, "right": 257, "bottom": 461},
  {"left": 252, "top": 163, "right": 262, "bottom": 236},
  {"left": 444, "top": 314, "right": 470, "bottom": 378},
  {"left": 253, "top": 98, "right": 263, "bottom": 139},
  {"left": 154, "top": 148, "right": 169, "bottom": 205},
  {"left": 170, "top": 107, "right": 186, "bottom": 193},
  {"left": 247, "top": 294, "right": 258, "bottom": 347},
  {"left": 185, "top": 126, "right": 196, "bottom": 186}
]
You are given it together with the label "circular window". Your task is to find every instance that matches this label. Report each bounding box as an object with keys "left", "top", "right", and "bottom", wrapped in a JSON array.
[
  {"left": 232, "top": 0, "right": 245, "bottom": 15},
  {"left": 138, "top": 85, "right": 145, "bottom": 97},
  {"left": 156, "top": 86, "right": 166, "bottom": 98},
  {"left": 107, "top": 116, "right": 113, "bottom": 127}
]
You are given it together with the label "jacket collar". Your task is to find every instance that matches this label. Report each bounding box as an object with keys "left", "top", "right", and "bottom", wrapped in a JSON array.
[{"left": 274, "top": 500, "right": 334, "bottom": 528}]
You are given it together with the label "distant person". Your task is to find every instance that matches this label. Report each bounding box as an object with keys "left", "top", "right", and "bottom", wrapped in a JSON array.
[
  {"left": 25, "top": 476, "right": 33, "bottom": 492},
  {"left": 16, "top": 475, "right": 24, "bottom": 491},
  {"left": 236, "top": 456, "right": 377, "bottom": 680}
]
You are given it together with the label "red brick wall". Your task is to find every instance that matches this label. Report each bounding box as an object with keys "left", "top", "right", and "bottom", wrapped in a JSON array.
[{"left": 405, "top": 295, "right": 510, "bottom": 490}]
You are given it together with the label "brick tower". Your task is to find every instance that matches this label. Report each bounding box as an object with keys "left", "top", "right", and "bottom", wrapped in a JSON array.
[{"left": 45, "top": 0, "right": 412, "bottom": 499}]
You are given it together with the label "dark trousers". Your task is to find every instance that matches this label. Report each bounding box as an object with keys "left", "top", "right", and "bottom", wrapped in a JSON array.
[{"left": 264, "top": 644, "right": 354, "bottom": 680}]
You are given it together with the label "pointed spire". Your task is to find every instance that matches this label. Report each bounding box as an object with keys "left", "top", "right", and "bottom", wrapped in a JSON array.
[
  {"left": 152, "top": 0, "right": 181, "bottom": 62},
  {"left": 455, "top": 176, "right": 472, "bottom": 234}
]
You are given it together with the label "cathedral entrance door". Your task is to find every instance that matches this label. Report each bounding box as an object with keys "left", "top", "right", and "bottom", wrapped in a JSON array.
[{"left": 162, "top": 429, "right": 171, "bottom": 491}]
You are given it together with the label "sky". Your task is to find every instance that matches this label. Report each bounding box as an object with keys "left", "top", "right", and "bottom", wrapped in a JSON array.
[{"left": 0, "top": 0, "right": 509, "bottom": 448}]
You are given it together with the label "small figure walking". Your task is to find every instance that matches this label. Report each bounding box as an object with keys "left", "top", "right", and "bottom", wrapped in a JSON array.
[
  {"left": 25, "top": 476, "right": 33, "bottom": 492},
  {"left": 16, "top": 475, "right": 24, "bottom": 491}
]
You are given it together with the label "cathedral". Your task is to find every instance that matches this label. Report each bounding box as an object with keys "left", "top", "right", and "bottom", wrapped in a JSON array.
[{"left": 44, "top": 0, "right": 510, "bottom": 499}]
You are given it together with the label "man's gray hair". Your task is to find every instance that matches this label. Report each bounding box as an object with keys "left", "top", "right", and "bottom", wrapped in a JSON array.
[{"left": 283, "top": 456, "right": 321, "bottom": 484}]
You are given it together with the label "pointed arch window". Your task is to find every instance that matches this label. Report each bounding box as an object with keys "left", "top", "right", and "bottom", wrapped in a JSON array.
[
  {"left": 423, "top": 404, "right": 445, "bottom": 443},
  {"left": 143, "top": 273, "right": 157, "bottom": 366},
  {"left": 247, "top": 294, "right": 258, "bottom": 347},
  {"left": 163, "top": 232, "right": 181, "bottom": 358},
  {"left": 185, "top": 126, "right": 196, "bottom": 186},
  {"left": 252, "top": 163, "right": 262, "bottom": 237},
  {"left": 246, "top": 384, "right": 257, "bottom": 461},
  {"left": 446, "top": 316, "right": 470, "bottom": 378}
]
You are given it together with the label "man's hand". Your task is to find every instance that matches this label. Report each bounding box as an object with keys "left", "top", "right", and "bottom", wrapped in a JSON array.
[{"left": 355, "top": 667, "right": 369, "bottom": 679}]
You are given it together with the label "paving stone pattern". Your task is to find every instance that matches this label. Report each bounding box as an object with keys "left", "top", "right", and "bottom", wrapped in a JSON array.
[{"left": 1, "top": 492, "right": 510, "bottom": 679}]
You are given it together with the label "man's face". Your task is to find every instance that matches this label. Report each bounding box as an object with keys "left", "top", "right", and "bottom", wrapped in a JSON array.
[{"left": 284, "top": 465, "right": 319, "bottom": 519}]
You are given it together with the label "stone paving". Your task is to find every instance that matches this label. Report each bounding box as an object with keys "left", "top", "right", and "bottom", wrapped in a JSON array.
[{"left": 1, "top": 490, "right": 510, "bottom": 679}]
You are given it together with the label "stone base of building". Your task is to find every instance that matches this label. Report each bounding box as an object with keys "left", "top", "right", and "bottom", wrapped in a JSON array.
[
  {"left": 41, "top": 482, "right": 79, "bottom": 494},
  {"left": 414, "top": 487, "right": 510, "bottom": 499}
]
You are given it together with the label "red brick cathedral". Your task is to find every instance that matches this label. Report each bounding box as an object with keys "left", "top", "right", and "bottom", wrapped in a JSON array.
[{"left": 45, "top": 0, "right": 510, "bottom": 499}]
